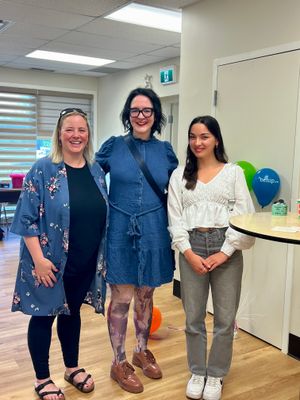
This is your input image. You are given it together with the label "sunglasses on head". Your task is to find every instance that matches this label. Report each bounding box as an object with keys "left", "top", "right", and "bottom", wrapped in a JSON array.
[{"left": 59, "top": 108, "right": 87, "bottom": 118}]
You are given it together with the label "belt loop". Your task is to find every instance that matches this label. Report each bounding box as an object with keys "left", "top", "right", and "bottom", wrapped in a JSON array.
[{"left": 189, "top": 229, "right": 195, "bottom": 240}]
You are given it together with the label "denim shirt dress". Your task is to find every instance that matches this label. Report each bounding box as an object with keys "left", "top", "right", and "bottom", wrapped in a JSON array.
[
  {"left": 96, "top": 134, "right": 178, "bottom": 287},
  {"left": 10, "top": 156, "right": 109, "bottom": 316}
]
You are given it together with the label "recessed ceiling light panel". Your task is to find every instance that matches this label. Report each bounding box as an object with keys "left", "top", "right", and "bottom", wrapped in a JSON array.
[
  {"left": 105, "top": 3, "right": 181, "bottom": 33},
  {"left": 26, "top": 50, "right": 115, "bottom": 67}
]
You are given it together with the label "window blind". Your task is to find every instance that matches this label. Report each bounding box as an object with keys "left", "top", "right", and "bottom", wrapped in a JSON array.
[
  {"left": 0, "top": 88, "right": 93, "bottom": 184},
  {"left": 37, "top": 92, "right": 93, "bottom": 142},
  {"left": 0, "top": 87, "right": 93, "bottom": 222},
  {"left": 0, "top": 90, "right": 37, "bottom": 182}
]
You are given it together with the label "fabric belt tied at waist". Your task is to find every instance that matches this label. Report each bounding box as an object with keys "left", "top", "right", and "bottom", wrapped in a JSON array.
[{"left": 110, "top": 202, "right": 163, "bottom": 249}]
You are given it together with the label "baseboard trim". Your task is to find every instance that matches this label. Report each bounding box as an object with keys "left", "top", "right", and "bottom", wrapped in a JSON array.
[
  {"left": 173, "top": 278, "right": 181, "bottom": 298},
  {"left": 288, "top": 333, "right": 300, "bottom": 360}
]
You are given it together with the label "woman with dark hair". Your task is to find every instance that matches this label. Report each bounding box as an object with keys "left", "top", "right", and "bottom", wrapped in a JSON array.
[
  {"left": 183, "top": 116, "right": 228, "bottom": 190},
  {"left": 96, "top": 87, "right": 178, "bottom": 393},
  {"left": 168, "top": 115, "right": 255, "bottom": 400},
  {"left": 121, "top": 87, "right": 166, "bottom": 135}
]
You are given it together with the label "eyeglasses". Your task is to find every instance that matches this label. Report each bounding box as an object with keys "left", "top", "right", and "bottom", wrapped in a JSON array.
[
  {"left": 129, "top": 107, "right": 154, "bottom": 118},
  {"left": 59, "top": 108, "right": 87, "bottom": 118}
]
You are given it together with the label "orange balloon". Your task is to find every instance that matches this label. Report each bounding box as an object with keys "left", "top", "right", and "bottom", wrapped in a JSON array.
[{"left": 150, "top": 306, "right": 162, "bottom": 334}]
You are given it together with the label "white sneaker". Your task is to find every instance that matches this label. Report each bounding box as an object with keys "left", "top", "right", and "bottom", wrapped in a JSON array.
[
  {"left": 186, "top": 374, "right": 206, "bottom": 399},
  {"left": 203, "top": 376, "right": 223, "bottom": 400}
]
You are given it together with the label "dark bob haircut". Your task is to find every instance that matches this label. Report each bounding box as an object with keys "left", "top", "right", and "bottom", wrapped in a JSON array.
[
  {"left": 183, "top": 115, "right": 228, "bottom": 190},
  {"left": 120, "top": 87, "right": 166, "bottom": 136}
]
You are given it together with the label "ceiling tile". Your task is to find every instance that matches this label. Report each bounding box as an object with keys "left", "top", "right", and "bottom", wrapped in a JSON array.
[
  {"left": 0, "top": 54, "right": 18, "bottom": 63},
  {"left": 0, "top": 35, "right": 47, "bottom": 49},
  {"left": 138, "top": 0, "right": 198, "bottom": 9},
  {"left": 3, "top": 57, "right": 86, "bottom": 71},
  {"left": 54, "top": 31, "right": 162, "bottom": 53},
  {"left": 78, "top": 18, "right": 181, "bottom": 45},
  {"left": 124, "top": 54, "right": 168, "bottom": 63},
  {"left": 0, "top": 1, "right": 94, "bottom": 29},
  {"left": 5, "top": 0, "right": 130, "bottom": 17},
  {"left": 0, "top": 21, "right": 68, "bottom": 40},
  {"left": 104, "top": 60, "right": 145, "bottom": 69},
  {"left": 0, "top": 0, "right": 190, "bottom": 76},
  {"left": 40, "top": 42, "right": 134, "bottom": 61},
  {"left": 146, "top": 46, "right": 180, "bottom": 58}
]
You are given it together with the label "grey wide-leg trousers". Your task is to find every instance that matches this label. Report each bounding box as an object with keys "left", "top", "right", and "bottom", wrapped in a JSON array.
[{"left": 179, "top": 228, "right": 243, "bottom": 378}]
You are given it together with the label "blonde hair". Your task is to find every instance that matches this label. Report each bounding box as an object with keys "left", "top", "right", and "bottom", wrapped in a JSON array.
[{"left": 50, "top": 111, "right": 94, "bottom": 164}]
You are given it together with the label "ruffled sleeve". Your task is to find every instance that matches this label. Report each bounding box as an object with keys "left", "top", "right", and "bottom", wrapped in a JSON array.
[
  {"left": 10, "top": 161, "right": 42, "bottom": 237},
  {"left": 95, "top": 136, "right": 117, "bottom": 173},
  {"left": 167, "top": 166, "right": 191, "bottom": 253},
  {"left": 221, "top": 165, "right": 256, "bottom": 256},
  {"left": 165, "top": 141, "right": 179, "bottom": 177}
]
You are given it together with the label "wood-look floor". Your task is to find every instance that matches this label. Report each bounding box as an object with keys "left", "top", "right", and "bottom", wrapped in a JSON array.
[{"left": 1, "top": 232, "right": 300, "bottom": 400}]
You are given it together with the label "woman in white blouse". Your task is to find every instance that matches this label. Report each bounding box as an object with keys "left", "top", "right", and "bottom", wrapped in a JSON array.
[{"left": 168, "top": 115, "right": 255, "bottom": 400}]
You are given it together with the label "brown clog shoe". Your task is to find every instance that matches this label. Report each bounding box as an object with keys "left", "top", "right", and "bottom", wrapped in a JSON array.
[
  {"left": 132, "top": 349, "right": 162, "bottom": 379},
  {"left": 110, "top": 361, "right": 144, "bottom": 393}
]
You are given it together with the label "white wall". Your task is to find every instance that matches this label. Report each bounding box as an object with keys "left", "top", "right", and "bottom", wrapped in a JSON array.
[
  {"left": 0, "top": 66, "right": 98, "bottom": 93},
  {"left": 179, "top": 0, "right": 300, "bottom": 337},
  {"left": 96, "top": 57, "right": 180, "bottom": 147}
]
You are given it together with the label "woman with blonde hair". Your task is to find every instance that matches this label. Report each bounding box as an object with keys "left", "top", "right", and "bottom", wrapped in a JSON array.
[{"left": 11, "top": 108, "right": 108, "bottom": 400}]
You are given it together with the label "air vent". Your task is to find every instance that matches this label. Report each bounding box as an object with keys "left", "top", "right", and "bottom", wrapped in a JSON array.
[
  {"left": 30, "top": 67, "right": 55, "bottom": 73},
  {"left": 88, "top": 66, "right": 125, "bottom": 74},
  {"left": 0, "top": 20, "right": 15, "bottom": 33}
]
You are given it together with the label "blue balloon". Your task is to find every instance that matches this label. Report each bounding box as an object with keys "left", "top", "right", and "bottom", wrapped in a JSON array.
[{"left": 252, "top": 168, "right": 280, "bottom": 208}]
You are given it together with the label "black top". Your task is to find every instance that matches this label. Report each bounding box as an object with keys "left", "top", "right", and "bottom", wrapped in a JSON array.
[{"left": 64, "top": 162, "right": 106, "bottom": 276}]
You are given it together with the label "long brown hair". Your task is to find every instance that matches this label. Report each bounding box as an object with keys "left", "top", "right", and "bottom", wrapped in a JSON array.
[{"left": 183, "top": 116, "right": 228, "bottom": 190}]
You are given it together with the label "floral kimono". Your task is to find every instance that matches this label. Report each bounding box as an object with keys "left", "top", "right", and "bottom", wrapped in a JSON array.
[{"left": 11, "top": 156, "right": 108, "bottom": 316}]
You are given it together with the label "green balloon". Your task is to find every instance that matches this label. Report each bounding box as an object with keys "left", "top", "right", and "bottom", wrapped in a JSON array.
[{"left": 236, "top": 160, "right": 256, "bottom": 191}]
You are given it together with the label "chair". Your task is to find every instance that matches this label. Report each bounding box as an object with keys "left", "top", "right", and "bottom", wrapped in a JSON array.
[{"left": 0, "top": 202, "right": 9, "bottom": 232}]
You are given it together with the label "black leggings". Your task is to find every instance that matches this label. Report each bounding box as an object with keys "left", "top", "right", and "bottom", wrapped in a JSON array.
[{"left": 28, "top": 271, "right": 94, "bottom": 379}]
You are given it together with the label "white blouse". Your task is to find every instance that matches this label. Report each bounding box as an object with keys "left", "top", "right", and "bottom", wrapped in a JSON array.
[{"left": 167, "top": 163, "right": 255, "bottom": 256}]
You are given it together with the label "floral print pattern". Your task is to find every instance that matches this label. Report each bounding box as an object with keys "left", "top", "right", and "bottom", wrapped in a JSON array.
[
  {"left": 45, "top": 176, "right": 60, "bottom": 199},
  {"left": 39, "top": 203, "right": 45, "bottom": 217},
  {"left": 10, "top": 157, "right": 108, "bottom": 316},
  {"left": 23, "top": 179, "right": 37, "bottom": 194},
  {"left": 39, "top": 233, "right": 49, "bottom": 247}
]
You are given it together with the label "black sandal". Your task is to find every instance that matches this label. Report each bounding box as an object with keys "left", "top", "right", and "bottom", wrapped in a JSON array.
[
  {"left": 64, "top": 368, "right": 94, "bottom": 393},
  {"left": 35, "top": 379, "right": 65, "bottom": 400}
]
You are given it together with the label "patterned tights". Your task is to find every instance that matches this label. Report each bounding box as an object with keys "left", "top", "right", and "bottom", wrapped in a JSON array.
[{"left": 107, "top": 284, "right": 155, "bottom": 363}]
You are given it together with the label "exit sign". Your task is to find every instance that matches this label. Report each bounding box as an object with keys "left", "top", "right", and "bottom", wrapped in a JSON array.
[{"left": 160, "top": 65, "right": 176, "bottom": 85}]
